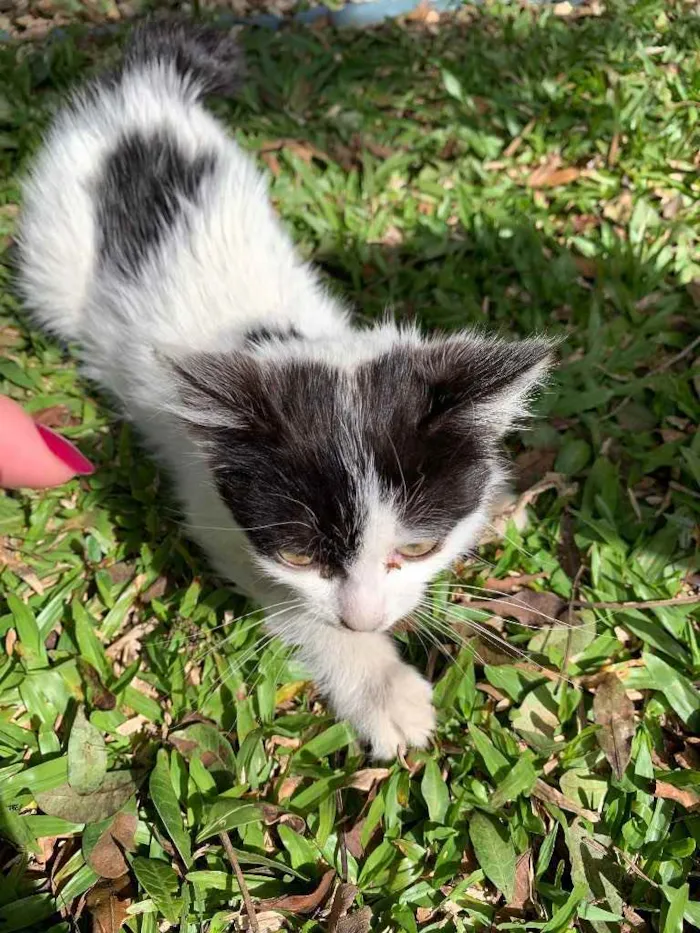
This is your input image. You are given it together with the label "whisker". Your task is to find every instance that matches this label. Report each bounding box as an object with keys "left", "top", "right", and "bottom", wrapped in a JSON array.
[
  {"left": 415, "top": 601, "right": 575, "bottom": 687},
  {"left": 426, "top": 583, "right": 596, "bottom": 631}
]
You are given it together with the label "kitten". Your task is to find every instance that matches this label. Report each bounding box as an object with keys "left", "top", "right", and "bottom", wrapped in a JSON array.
[{"left": 17, "top": 20, "right": 553, "bottom": 759}]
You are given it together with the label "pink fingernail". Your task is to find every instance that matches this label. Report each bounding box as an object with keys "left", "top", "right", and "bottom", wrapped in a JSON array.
[{"left": 36, "top": 424, "right": 95, "bottom": 476}]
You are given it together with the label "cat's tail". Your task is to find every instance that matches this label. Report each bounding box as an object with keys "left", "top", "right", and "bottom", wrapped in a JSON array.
[
  {"left": 123, "top": 17, "right": 246, "bottom": 101},
  {"left": 17, "top": 18, "right": 244, "bottom": 343}
]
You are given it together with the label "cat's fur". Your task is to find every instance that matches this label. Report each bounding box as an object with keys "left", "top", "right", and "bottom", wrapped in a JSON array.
[{"left": 17, "top": 20, "right": 553, "bottom": 758}]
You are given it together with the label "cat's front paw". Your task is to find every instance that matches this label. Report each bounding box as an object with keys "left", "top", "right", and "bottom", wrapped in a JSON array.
[{"left": 367, "top": 664, "right": 435, "bottom": 761}]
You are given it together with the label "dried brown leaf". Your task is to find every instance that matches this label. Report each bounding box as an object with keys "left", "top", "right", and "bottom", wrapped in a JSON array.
[
  {"left": 337, "top": 907, "right": 373, "bottom": 933},
  {"left": 343, "top": 819, "right": 366, "bottom": 859},
  {"left": 327, "top": 883, "right": 359, "bottom": 933},
  {"left": 532, "top": 779, "right": 599, "bottom": 822},
  {"left": 261, "top": 152, "right": 281, "bottom": 177},
  {"left": 527, "top": 159, "right": 581, "bottom": 189},
  {"left": 593, "top": 673, "right": 635, "bottom": 780},
  {"left": 33, "top": 405, "right": 76, "bottom": 427},
  {"left": 654, "top": 781, "right": 700, "bottom": 811},
  {"left": 483, "top": 472, "right": 577, "bottom": 542},
  {"left": 260, "top": 138, "right": 329, "bottom": 165},
  {"left": 345, "top": 768, "right": 391, "bottom": 792},
  {"left": 507, "top": 850, "right": 533, "bottom": 909},
  {"left": 88, "top": 812, "right": 137, "bottom": 879},
  {"left": 456, "top": 589, "right": 566, "bottom": 628},
  {"left": 261, "top": 869, "right": 335, "bottom": 914},
  {"left": 5, "top": 627, "right": 16, "bottom": 657},
  {"left": 482, "top": 573, "right": 547, "bottom": 594},
  {"left": 86, "top": 876, "right": 133, "bottom": 933}
]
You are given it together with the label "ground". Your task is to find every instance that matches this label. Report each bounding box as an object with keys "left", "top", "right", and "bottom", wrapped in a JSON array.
[{"left": 0, "top": 1, "right": 699, "bottom": 931}]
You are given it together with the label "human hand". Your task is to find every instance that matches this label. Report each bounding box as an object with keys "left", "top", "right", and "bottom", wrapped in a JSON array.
[{"left": 0, "top": 395, "right": 94, "bottom": 489}]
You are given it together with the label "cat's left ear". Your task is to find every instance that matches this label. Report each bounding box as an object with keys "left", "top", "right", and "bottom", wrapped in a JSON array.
[
  {"left": 417, "top": 333, "right": 556, "bottom": 437},
  {"left": 159, "top": 349, "right": 272, "bottom": 436}
]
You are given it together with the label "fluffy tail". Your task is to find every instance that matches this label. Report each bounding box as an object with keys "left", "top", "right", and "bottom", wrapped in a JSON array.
[
  {"left": 17, "top": 18, "right": 244, "bottom": 343},
  {"left": 123, "top": 17, "right": 246, "bottom": 100}
]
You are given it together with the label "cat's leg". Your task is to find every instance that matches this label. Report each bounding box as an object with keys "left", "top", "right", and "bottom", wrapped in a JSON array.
[{"left": 290, "top": 624, "right": 436, "bottom": 760}]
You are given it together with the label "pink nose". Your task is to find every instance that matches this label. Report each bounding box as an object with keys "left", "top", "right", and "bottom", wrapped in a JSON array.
[
  {"left": 339, "top": 590, "right": 385, "bottom": 632},
  {"left": 340, "top": 614, "right": 383, "bottom": 632}
]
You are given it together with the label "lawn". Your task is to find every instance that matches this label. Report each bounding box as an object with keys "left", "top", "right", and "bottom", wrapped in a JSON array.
[{"left": 0, "top": 1, "right": 699, "bottom": 930}]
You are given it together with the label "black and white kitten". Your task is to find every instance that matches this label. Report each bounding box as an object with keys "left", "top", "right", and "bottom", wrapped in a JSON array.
[{"left": 18, "top": 21, "right": 553, "bottom": 759}]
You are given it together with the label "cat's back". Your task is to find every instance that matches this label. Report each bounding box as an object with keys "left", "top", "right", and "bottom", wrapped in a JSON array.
[{"left": 17, "top": 20, "right": 253, "bottom": 344}]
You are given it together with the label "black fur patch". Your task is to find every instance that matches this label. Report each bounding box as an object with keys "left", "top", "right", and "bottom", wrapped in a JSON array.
[
  {"left": 97, "top": 130, "right": 216, "bottom": 278},
  {"left": 244, "top": 326, "right": 302, "bottom": 347},
  {"left": 168, "top": 335, "right": 553, "bottom": 573},
  {"left": 125, "top": 18, "right": 246, "bottom": 99}
]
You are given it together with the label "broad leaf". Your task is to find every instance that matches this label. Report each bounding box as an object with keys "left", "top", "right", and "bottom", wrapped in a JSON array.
[
  {"left": 68, "top": 707, "right": 108, "bottom": 795},
  {"left": 592, "top": 673, "right": 635, "bottom": 780},
  {"left": 169, "top": 722, "right": 236, "bottom": 773},
  {"left": 131, "top": 857, "right": 181, "bottom": 924},
  {"left": 36, "top": 772, "right": 138, "bottom": 823},
  {"left": 196, "top": 799, "right": 263, "bottom": 842},
  {"left": 421, "top": 759, "right": 449, "bottom": 823},
  {"left": 149, "top": 749, "right": 192, "bottom": 867},
  {"left": 468, "top": 812, "right": 516, "bottom": 901}
]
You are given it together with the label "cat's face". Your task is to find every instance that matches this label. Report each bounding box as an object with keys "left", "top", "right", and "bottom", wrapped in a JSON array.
[{"left": 171, "top": 328, "right": 553, "bottom": 632}]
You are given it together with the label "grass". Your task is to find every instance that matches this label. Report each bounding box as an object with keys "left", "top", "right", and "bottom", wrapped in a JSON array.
[{"left": 0, "top": 1, "right": 699, "bottom": 930}]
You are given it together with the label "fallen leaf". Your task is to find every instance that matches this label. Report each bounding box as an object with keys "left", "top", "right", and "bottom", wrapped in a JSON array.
[
  {"left": 261, "top": 869, "right": 335, "bottom": 914},
  {"left": 240, "top": 911, "right": 286, "bottom": 932},
  {"left": 593, "top": 673, "right": 636, "bottom": 780},
  {"left": 532, "top": 779, "right": 600, "bottom": 822},
  {"left": 482, "top": 573, "right": 547, "bottom": 593},
  {"left": 603, "top": 191, "right": 633, "bottom": 224},
  {"left": 327, "top": 882, "right": 359, "bottom": 933},
  {"left": 654, "top": 781, "right": 700, "bottom": 811},
  {"left": 140, "top": 576, "right": 168, "bottom": 603},
  {"left": 514, "top": 447, "right": 557, "bottom": 491},
  {"left": 455, "top": 589, "right": 566, "bottom": 628},
  {"left": 32, "top": 405, "right": 75, "bottom": 427},
  {"left": 36, "top": 772, "right": 139, "bottom": 823},
  {"left": 277, "top": 775, "right": 304, "bottom": 800},
  {"left": 345, "top": 768, "right": 391, "bottom": 792},
  {"left": 343, "top": 819, "right": 366, "bottom": 859},
  {"left": 507, "top": 850, "right": 533, "bottom": 909},
  {"left": 87, "top": 811, "right": 137, "bottom": 879},
  {"left": 77, "top": 660, "right": 117, "bottom": 712},
  {"left": 260, "top": 138, "right": 330, "bottom": 165},
  {"left": 5, "top": 627, "right": 16, "bottom": 656},
  {"left": 337, "top": 907, "right": 373, "bottom": 933},
  {"left": 351, "top": 133, "right": 394, "bottom": 160},
  {"left": 169, "top": 722, "right": 236, "bottom": 773},
  {"left": 261, "top": 151, "right": 281, "bottom": 177},
  {"left": 86, "top": 876, "right": 133, "bottom": 933},
  {"left": 527, "top": 157, "right": 581, "bottom": 188},
  {"left": 482, "top": 473, "right": 577, "bottom": 542}
]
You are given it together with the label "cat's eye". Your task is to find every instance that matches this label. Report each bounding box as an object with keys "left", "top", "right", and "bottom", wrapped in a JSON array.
[
  {"left": 396, "top": 540, "right": 439, "bottom": 560},
  {"left": 277, "top": 549, "right": 314, "bottom": 568}
]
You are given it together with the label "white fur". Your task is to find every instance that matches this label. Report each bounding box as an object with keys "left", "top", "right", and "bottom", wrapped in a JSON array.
[{"left": 18, "top": 62, "right": 545, "bottom": 759}]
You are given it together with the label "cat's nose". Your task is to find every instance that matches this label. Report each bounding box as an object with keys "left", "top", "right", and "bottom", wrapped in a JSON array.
[
  {"left": 339, "top": 615, "right": 383, "bottom": 632},
  {"left": 339, "top": 584, "right": 386, "bottom": 632}
]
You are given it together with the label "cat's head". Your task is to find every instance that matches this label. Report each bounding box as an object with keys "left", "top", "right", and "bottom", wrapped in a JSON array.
[{"left": 168, "top": 325, "right": 554, "bottom": 633}]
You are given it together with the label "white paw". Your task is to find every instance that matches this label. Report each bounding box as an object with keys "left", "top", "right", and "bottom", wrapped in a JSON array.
[{"left": 366, "top": 664, "right": 436, "bottom": 761}]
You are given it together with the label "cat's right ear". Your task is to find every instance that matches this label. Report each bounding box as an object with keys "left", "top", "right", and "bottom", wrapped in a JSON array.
[{"left": 160, "top": 350, "right": 273, "bottom": 436}]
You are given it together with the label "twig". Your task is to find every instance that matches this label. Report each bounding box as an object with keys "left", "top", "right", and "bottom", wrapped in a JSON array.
[
  {"left": 572, "top": 594, "right": 700, "bottom": 610},
  {"left": 650, "top": 333, "right": 700, "bottom": 374},
  {"left": 219, "top": 832, "right": 259, "bottom": 933}
]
